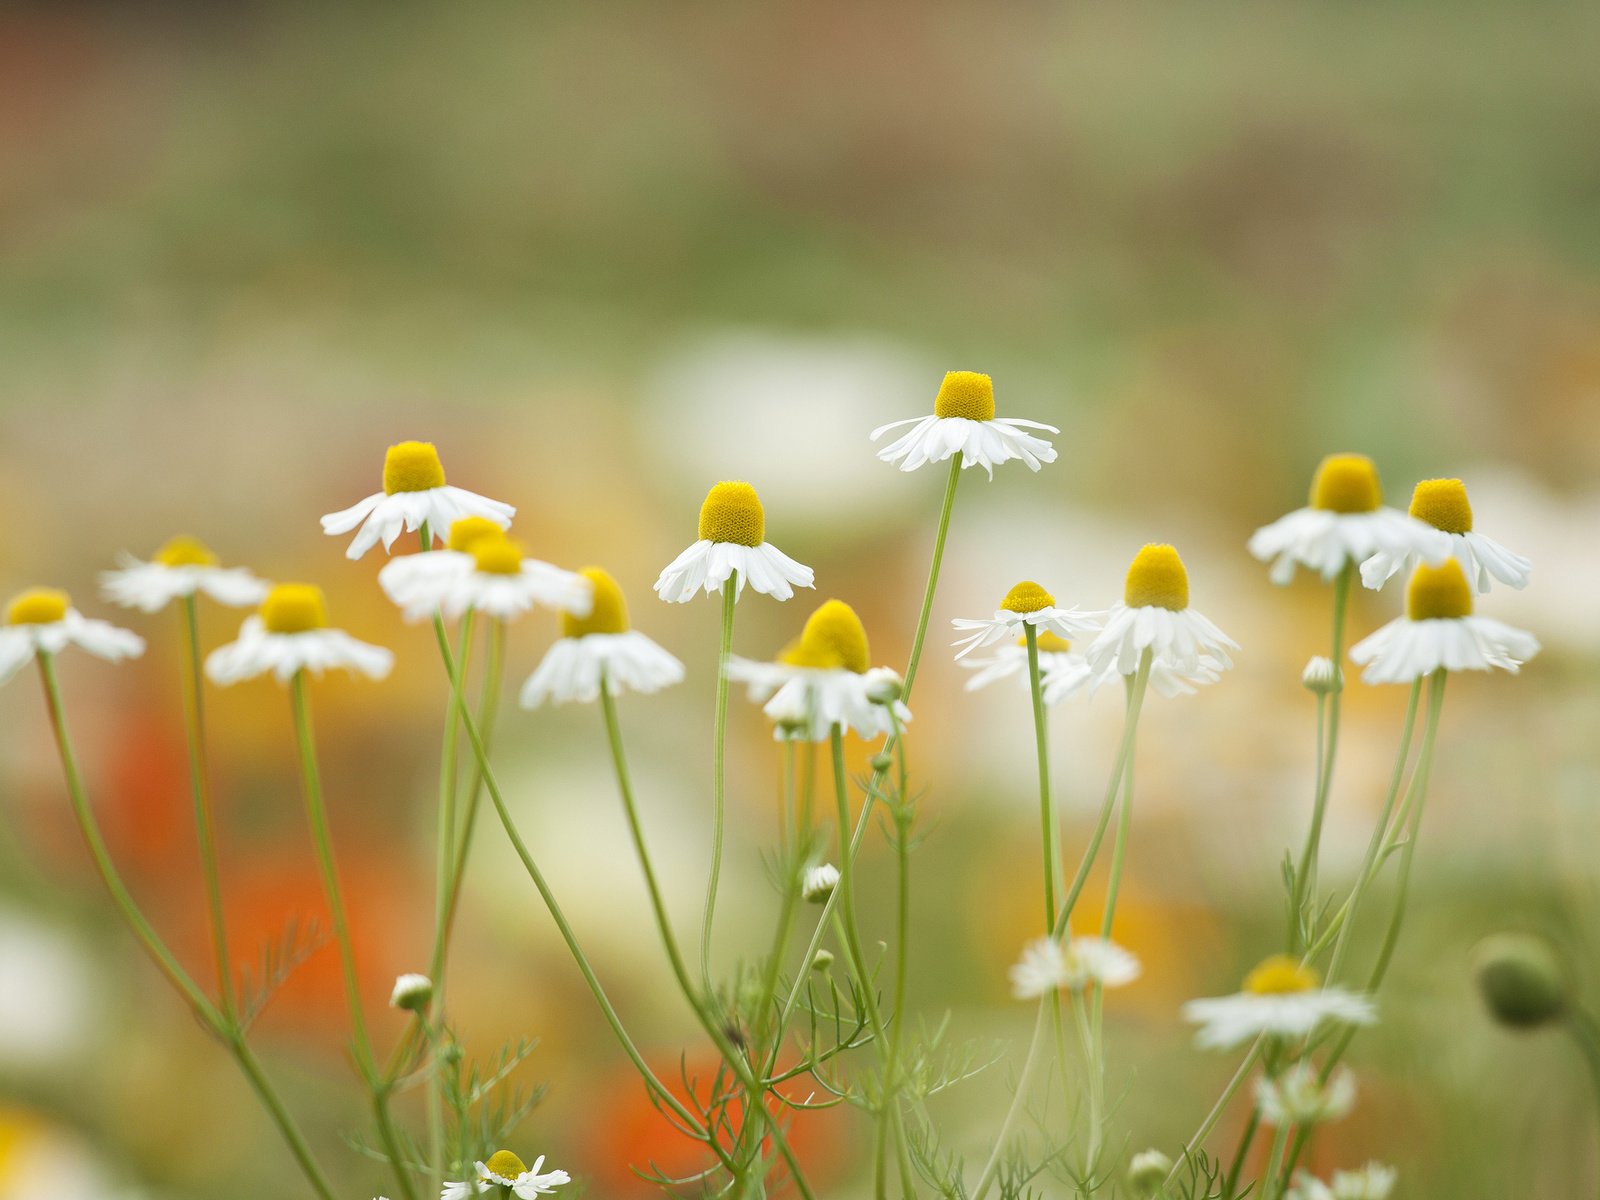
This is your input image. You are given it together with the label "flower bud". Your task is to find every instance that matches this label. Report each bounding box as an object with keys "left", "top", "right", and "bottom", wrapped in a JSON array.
[
  {"left": 1301, "top": 656, "right": 1341, "bottom": 694},
  {"left": 1127, "top": 1149, "right": 1172, "bottom": 1196},
  {"left": 865, "top": 667, "right": 904, "bottom": 706},
  {"left": 1473, "top": 932, "right": 1569, "bottom": 1029},
  {"left": 389, "top": 972, "right": 434, "bottom": 1012},
  {"left": 870, "top": 752, "right": 894, "bottom": 773},
  {"left": 811, "top": 949, "right": 834, "bottom": 972},
  {"left": 802, "top": 864, "right": 840, "bottom": 903}
]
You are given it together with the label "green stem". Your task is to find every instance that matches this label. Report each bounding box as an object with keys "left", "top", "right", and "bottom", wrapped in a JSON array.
[
  {"left": 442, "top": 615, "right": 505, "bottom": 959},
  {"left": 703, "top": 574, "right": 738, "bottom": 995},
  {"left": 227, "top": 1035, "right": 340, "bottom": 1200},
  {"left": 179, "top": 594, "right": 235, "bottom": 1020},
  {"left": 1024, "top": 625, "right": 1057, "bottom": 930},
  {"left": 1161, "top": 1039, "right": 1264, "bottom": 1193},
  {"left": 972, "top": 999, "right": 1052, "bottom": 1200},
  {"left": 1099, "top": 672, "right": 1141, "bottom": 940},
  {"left": 901, "top": 452, "right": 963, "bottom": 699},
  {"left": 1222, "top": 1107, "right": 1260, "bottom": 1199}
]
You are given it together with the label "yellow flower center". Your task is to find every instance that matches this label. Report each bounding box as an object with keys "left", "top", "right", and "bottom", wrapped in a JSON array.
[
  {"left": 1000, "top": 580, "right": 1055, "bottom": 614},
  {"left": 383, "top": 441, "right": 447, "bottom": 495},
  {"left": 1406, "top": 559, "right": 1472, "bottom": 621},
  {"left": 1408, "top": 478, "right": 1473, "bottom": 534},
  {"left": 563, "top": 567, "right": 629, "bottom": 637},
  {"left": 933, "top": 370, "right": 995, "bottom": 421},
  {"left": 154, "top": 535, "right": 219, "bottom": 568},
  {"left": 260, "top": 583, "right": 329, "bottom": 634},
  {"left": 1244, "top": 954, "right": 1320, "bottom": 995},
  {"left": 697, "top": 481, "right": 766, "bottom": 547},
  {"left": 788, "top": 599, "right": 870, "bottom": 673},
  {"left": 1124, "top": 543, "right": 1189, "bottom": 610},
  {"left": 483, "top": 1150, "right": 527, "bottom": 1180},
  {"left": 471, "top": 536, "right": 524, "bottom": 576},
  {"left": 1029, "top": 630, "right": 1073, "bottom": 654},
  {"left": 448, "top": 515, "right": 504, "bottom": 552},
  {"left": 1309, "top": 453, "right": 1382, "bottom": 514},
  {"left": 7, "top": 587, "right": 69, "bottom": 626}
]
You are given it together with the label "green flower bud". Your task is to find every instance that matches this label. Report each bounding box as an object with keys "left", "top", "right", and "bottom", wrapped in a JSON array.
[
  {"left": 1127, "top": 1148, "right": 1172, "bottom": 1196},
  {"left": 811, "top": 949, "right": 834, "bottom": 972},
  {"left": 1473, "top": 932, "right": 1570, "bottom": 1030}
]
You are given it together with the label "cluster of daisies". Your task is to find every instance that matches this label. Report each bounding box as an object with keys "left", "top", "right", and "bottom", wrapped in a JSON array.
[{"left": 0, "top": 372, "right": 1541, "bottom": 1199}]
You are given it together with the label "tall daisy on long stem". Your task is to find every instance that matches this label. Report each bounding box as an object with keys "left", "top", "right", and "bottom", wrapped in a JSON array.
[
  {"left": 321, "top": 440, "right": 514, "bottom": 560},
  {"left": 654, "top": 480, "right": 813, "bottom": 994}
]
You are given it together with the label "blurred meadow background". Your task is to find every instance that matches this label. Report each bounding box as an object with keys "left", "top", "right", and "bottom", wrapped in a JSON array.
[{"left": 2, "top": 2, "right": 1599, "bottom": 1196}]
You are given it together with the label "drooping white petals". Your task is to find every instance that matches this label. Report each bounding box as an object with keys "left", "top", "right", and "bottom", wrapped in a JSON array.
[
  {"left": 1348, "top": 615, "right": 1540, "bottom": 685},
  {"left": 653, "top": 539, "right": 815, "bottom": 604},
  {"left": 1249, "top": 508, "right": 1450, "bottom": 585},
  {"left": 1009, "top": 936, "right": 1141, "bottom": 999},
  {"left": 1256, "top": 1064, "right": 1357, "bottom": 1127},
  {"left": 950, "top": 607, "right": 1102, "bottom": 660},
  {"left": 0, "top": 612, "right": 146, "bottom": 686},
  {"left": 519, "top": 632, "right": 684, "bottom": 707},
  {"left": 378, "top": 551, "right": 591, "bottom": 623},
  {"left": 1361, "top": 528, "right": 1532, "bottom": 594},
  {"left": 321, "top": 487, "right": 514, "bottom": 561},
  {"left": 871, "top": 415, "right": 1059, "bottom": 478},
  {"left": 100, "top": 555, "right": 269, "bottom": 613},
  {"left": 1182, "top": 987, "right": 1376, "bottom": 1052},
  {"left": 204, "top": 617, "right": 393, "bottom": 686},
  {"left": 1085, "top": 603, "right": 1238, "bottom": 679}
]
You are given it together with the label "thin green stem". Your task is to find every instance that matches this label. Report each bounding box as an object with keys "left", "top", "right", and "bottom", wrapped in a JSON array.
[
  {"left": 901, "top": 452, "right": 963, "bottom": 699},
  {"left": 1024, "top": 625, "right": 1057, "bottom": 929},
  {"left": 972, "top": 1000, "right": 1052, "bottom": 1200},
  {"left": 442, "top": 615, "right": 505, "bottom": 956},
  {"left": 703, "top": 574, "right": 738, "bottom": 995},
  {"left": 1071, "top": 988, "right": 1105, "bottom": 1173},
  {"left": 1161, "top": 1040, "right": 1263, "bottom": 1193},
  {"left": 1099, "top": 675, "right": 1141, "bottom": 940},
  {"left": 179, "top": 594, "right": 235, "bottom": 1019},
  {"left": 1222, "top": 1107, "right": 1260, "bottom": 1199},
  {"left": 227, "top": 1036, "right": 340, "bottom": 1200}
]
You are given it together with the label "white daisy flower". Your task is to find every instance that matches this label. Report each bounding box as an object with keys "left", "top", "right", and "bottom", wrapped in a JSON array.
[
  {"left": 1255, "top": 1063, "right": 1357, "bottom": 1127},
  {"left": 802, "top": 863, "right": 840, "bottom": 902},
  {"left": 321, "top": 441, "right": 515, "bottom": 561},
  {"left": 521, "top": 568, "right": 684, "bottom": 707},
  {"left": 1009, "top": 935, "right": 1141, "bottom": 1000},
  {"left": 1286, "top": 1163, "right": 1396, "bottom": 1200},
  {"left": 100, "top": 535, "right": 269, "bottom": 613},
  {"left": 871, "top": 370, "right": 1057, "bottom": 478},
  {"left": 964, "top": 632, "right": 1222, "bottom": 703},
  {"left": 379, "top": 522, "right": 591, "bottom": 624},
  {"left": 1348, "top": 559, "right": 1540, "bottom": 685},
  {"left": 726, "top": 600, "right": 911, "bottom": 742},
  {"left": 445, "top": 1149, "right": 570, "bottom": 1198},
  {"left": 1361, "top": 476, "right": 1531, "bottom": 594},
  {"left": 951, "top": 580, "right": 1101, "bottom": 661},
  {"left": 1085, "top": 544, "right": 1239, "bottom": 680},
  {"left": 1183, "top": 955, "right": 1376, "bottom": 1052},
  {"left": 389, "top": 973, "right": 433, "bottom": 1012},
  {"left": 205, "top": 584, "right": 394, "bottom": 686},
  {"left": 1249, "top": 453, "right": 1452, "bottom": 585},
  {"left": 653, "top": 480, "right": 814, "bottom": 604},
  {"left": 0, "top": 589, "right": 145, "bottom": 686}
]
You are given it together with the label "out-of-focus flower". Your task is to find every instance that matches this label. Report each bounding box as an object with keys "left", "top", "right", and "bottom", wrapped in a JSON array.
[
  {"left": 100, "top": 535, "right": 268, "bottom": 613},
  {"left": 1127, "top": 1149, "right": 1173, "bottom": 1196},
  {"left": 0, "top": 589, "right": 144, "bottom": 685},
  {"left": 1008, "top": 935, "right": 1140, "bottom": 999},
  {"left": 1286, "top": 1162, "right": 1396, "bottom": 1200},
  {"left": 1182, "top": 955, "right": 1375, "bottom": 1051},
  {"left": 1256, "top": 1063, "right": 1357, "bottom": 1127},
  {"left": 653, "top": 481, "right": 814, "bottom": 603},
  {"left": 1361, "top": 477, "right": 1531, "bottom": 594},
  {"left": 521, "top": 568, "right": 683, "bottom": 706},
  {"left": 1348, "top": 560, "right": 1539, "bottom": 685},
  {"left": 802, "top": 864, "right": 839, "bottom": 903},
  {"left": 726, "top": 600, "right": 910, "bottom": 742},
  {"left": 871, "top": 370, "right": 1058, "bottom": 478},
  {"left": 321, "top": 440, "right": 514, "bottom": 560},
  {"left": 1473, "top": 931, "right": 1570, "bottom": 1029},
  {"left": 1249, "top": 453, "right": 1450, "bottom": 585},
  {"left": 379, "top": 523, "right": 590, "bottom": 623},
  {"left": 205, "top": 584, "right": 393, "bottom": 685},
  {"left": 951, "top": 580, "right": 1100, "bottom": 661},
  {"left": 444, "top": 1149, "right": 570, "bottom": 1198},
  {"left": 389, "top": 973, "right": 433, "bottom": 1012},
  {"left": 1085, "top": 544, "right": 1237, "bottom": 683},
  {"left": 1301, "top": 655, "right": 1341, "bottom": 694}
]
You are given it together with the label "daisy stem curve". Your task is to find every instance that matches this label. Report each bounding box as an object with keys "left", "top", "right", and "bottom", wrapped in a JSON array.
[
  {"left": 38, "top": 653, "right": 339, "bottom": 1200},
  {"left": 902, "top": 452, "right": 963, "bottom": 699},
  {"left": 179, "top": 594, "right": 235, "bottom": 1021},
  {"left": 288, "top": 671, "right": 419, "bottom": 1200},
  {"left": 1024, "top": 625, "right": 1057, "bottom": 929},
  {"left": 702, "top": 573, "right": 738, "bottom": 997}
]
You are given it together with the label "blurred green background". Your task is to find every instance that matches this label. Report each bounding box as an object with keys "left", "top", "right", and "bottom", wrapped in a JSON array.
[{"left": 2, "top": 2, "right": 1598, "bottom": 1196}]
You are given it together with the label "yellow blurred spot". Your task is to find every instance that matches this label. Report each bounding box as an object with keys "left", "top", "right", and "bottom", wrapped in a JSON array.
[
  {"left": 564, "top": 568, "right": 629, "bottom": 637},
  {"left": 1309, "top": 453, "right": 1382, "bottom": 514},
  {"left": 1001, "top": 580, "right": 1054, "bottom": 614},
  {"left": 6, "top": 588, "right": 68, "bottom": 626},
  {"left": 1124, "top": 544, "right": 1189, "bottom": 610},
  {"left": 1407, "top": 559, "right": 1472, "bottom": 621},
  {"left": 698, "top": 481, "right": 765, "bottom": 547},
  {"left": 260, "top": 584, "right": 329, "bottom": 634},
  {"left": 472, "top": 537, "right": 524, "bottom": 576},
  {"left": 154, "top": 535, "right": 219, "bottom": 568},
  {"left": 447, "top": 516, "right": 505, "bottom": 553},
  {"left": 1409, "top": 478, "right": 1473, "bottom": 534},
  {"left": 789, "top": 599, "right": 870, "bottom": 673},
  {"left": 934, "top": 371, "right": 995, "bottom": 421},
  {"left": 1024, "top": 630, "right": 1073, "bottom": 654},
  {"left": 1244, "top": 954, "right": 1319, "bottom": 995},
  {"left": 383, "top": 441, "right": 446, "bottom": 494}
]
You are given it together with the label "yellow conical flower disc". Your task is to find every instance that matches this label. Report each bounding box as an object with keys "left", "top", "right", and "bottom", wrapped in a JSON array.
[
  {"left": 1406, "top": 559, "right": 1472, "bottom": 621},
  {"left": 934, "top": 371, "right": 995, "bottom": 421},
  {"left": 1244, "top": 954, "right": 1320, "bottom": 995},
  {"left": 7, "top": 587, "right": 69, "bottom": 626},
  {"left": 1124, "top": 544, "right": 1189, "bottom": 610},
  {"left": 1034, "top": 630, "right": 1073, "bottom": 654},
  {"left": 261, "top": 583, "right": 329, "bottom": 634},
  {"left": 1001, "top": 580, "right": 1055, "bottom": 614},
  {"left": 1309, "top": 453, "right": 1382, "bottom": 514},
  {"left": 1409, "top": 478, "right": 1473, "bottom": 534},
  {"left": 795, "top": 599, "right": 870, "bottom": 674},
  {"left": 563, "top": 567, "right": 629, "bottom": 637},
  {"left": 383, "top": 441, "right": 447, "bottom": 495},
  {"left": 154, "top": 535, "right": 219, "bottom": 568},
  {"left": 472, "top": 537, "right": 524, "bottom": 576},
  {"left": 448, "top": 516, "right": 504, "bottom": 553},
  {"left": 484, "top": 1150, "right": 528, "bottom": 1179},
  {"left": 698, "top": 481, "right": 765, "bottom": 547}
]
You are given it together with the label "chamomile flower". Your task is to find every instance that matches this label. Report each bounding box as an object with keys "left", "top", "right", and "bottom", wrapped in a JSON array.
[
  {"left": 379, "top": 524, "right": 591, "bottom": 623},
  {"left": 443, "top": 1149, "right": 570, "bottom": 1198},
  {"left": 0, "top": 589, "right": 145, "bottom": 685},
  {"left": 871, "top": 370, "right": 1057, "bottom": 478},
  {"left": 726, "top": 599, "right": 911, "bottom": 742},
  {"left": 964, "top": 632, "right": 1224, "bottom": 702},
  {"left": 205, "top": 584, "right": 393, "bottom": 686},
  {"left": 653, "top": 481, "right": 814, "bottom": 603},
  {"left": 1086, "top": 544, "right": 1238, "bottom": 680},
  {"left": 1286, "top": 1163, "right": 1396, "bottom": 1200},
  {"left": 1249, "top": 453, "right": 1451, "bottom": 585},
  {"left": 389, "top": 973, "right": 433, "bottom": 1012},
  {"left": 802, "top": 863, "right": 840, "bottom": 902},
  {"left": 321, "top": 441, "right": 514, "bottom": 560},
  {"left": 1182, "top": 955, "right": 1376, "bottom": 1052},
  {"left": 1348, "top": 559, "right": 1540, "bottom": 685},
  {"left": 100, "top": 536, "right": 269, "bottom": 613},
  {"left": 520, "top": 568, "right": 684, "bottom": 707},
  {"left": 951, "top": 580, "right": 1101, "bottom": 661},
  {"left": 1255, "top": 1063, "right": 1357, "bottom": 1127},
  {"left": 1009, "top": 935, "right": 1141, "bottom": 1000},
  {"left": 1360, "top": 476, "right": 1532, "bottom": 594}
]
